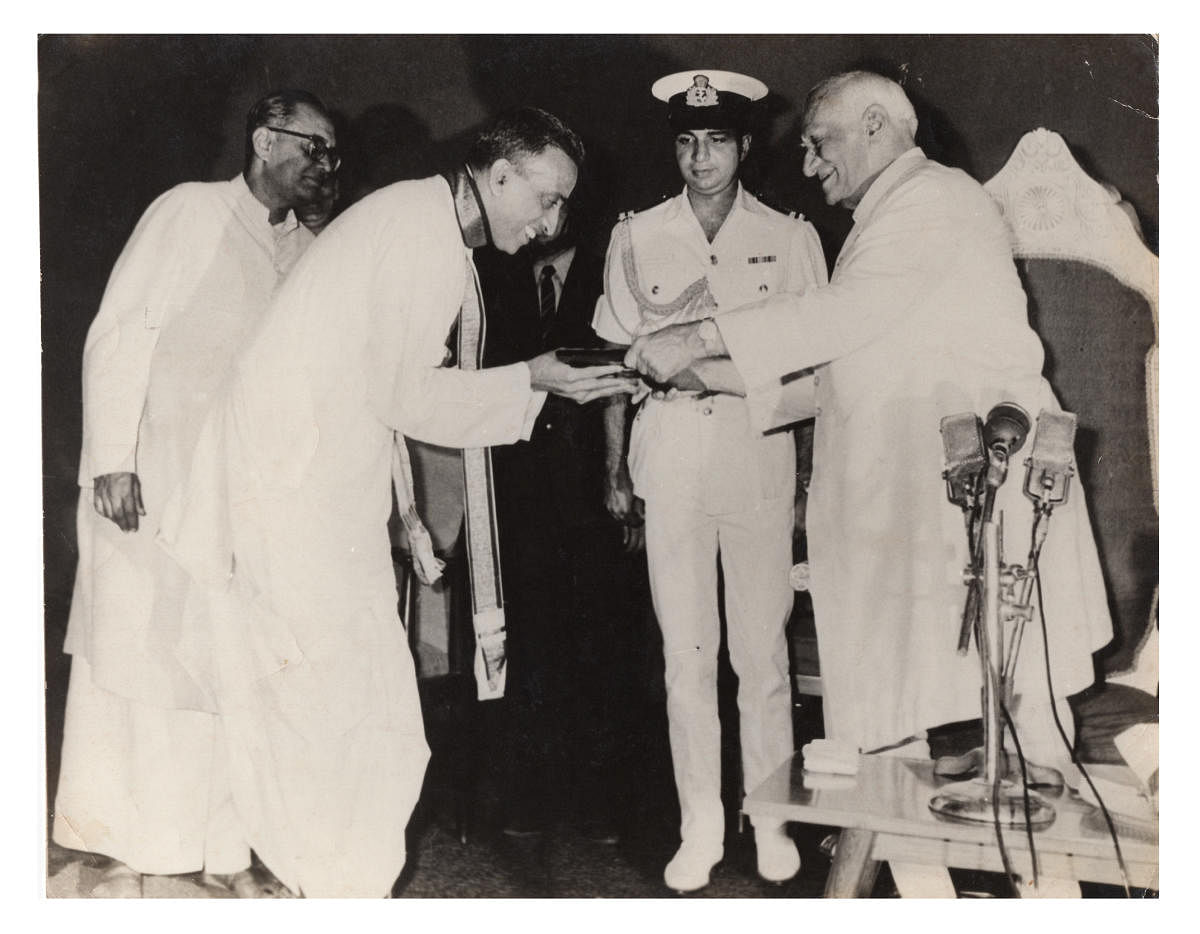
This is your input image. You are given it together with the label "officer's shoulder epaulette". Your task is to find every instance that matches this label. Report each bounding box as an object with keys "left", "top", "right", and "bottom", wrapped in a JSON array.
[
  {"left": 752, "top": 190, "right": 807, "bottom": 222},
  {"left": 617, "top": 192, "right": 673, "bottom": 224}
]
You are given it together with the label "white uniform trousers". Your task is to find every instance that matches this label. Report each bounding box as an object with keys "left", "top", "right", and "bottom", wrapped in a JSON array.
[
  {"left": 645, "top": 483, "right": 795, "bottom": 848},
  {"left": 52, "top": 656, "right": 249, "bottom": 875}
]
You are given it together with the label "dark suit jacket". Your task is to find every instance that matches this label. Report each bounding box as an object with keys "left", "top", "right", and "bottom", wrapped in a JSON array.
[
  {"left": 477, "top": 244, "right": 611, "bottom": 530},
  {"left": 474, "top": 245, "right": 652, "bottom": 810}
]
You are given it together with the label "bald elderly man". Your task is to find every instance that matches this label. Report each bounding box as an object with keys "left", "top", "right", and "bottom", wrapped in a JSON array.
[{"left": 627, "top": 71, "right": 1113, "bottom": 897}]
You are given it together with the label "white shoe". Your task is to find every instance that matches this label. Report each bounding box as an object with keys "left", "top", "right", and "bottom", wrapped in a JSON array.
[
  {"left": 756, "top": 825, "right": 801, "bottom": 884},
  {"left": 663, "top": 841, "right": 723, "bottom": 893}
]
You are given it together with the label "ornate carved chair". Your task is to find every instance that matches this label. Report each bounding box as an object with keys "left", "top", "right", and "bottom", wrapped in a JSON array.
[{"left": 983, "top": 127, "right": 1159, "bottom": 763}]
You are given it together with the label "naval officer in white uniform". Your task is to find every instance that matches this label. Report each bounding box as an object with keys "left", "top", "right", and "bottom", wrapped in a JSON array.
[{"left": 593, "top": 70, "right": 828, "bottom": 893}]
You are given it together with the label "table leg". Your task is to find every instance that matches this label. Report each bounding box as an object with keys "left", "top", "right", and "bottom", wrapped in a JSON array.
[{"left": 824, "top": 829, "right": 880, "bottom": 897}]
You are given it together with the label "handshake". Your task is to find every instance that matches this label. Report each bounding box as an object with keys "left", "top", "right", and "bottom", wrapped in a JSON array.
[
  {"left": 559, "top": 315, "right": 731, "bottom": 395},
  {"left": 557, "top": 345, "right": 707, "bottom": 393}
]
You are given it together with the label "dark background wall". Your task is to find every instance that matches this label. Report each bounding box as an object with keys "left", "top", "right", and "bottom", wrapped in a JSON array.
[{"left": 40, "top": 35, "right": 1158, "bottom": 731}]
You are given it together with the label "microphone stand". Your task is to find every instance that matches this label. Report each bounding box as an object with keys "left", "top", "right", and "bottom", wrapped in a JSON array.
[
  {"left": 930, "top": 409, "right": 1057, "bottom": 830},
  {"left": 929, "top": 508, "right": 1056, "bottom": 828}
]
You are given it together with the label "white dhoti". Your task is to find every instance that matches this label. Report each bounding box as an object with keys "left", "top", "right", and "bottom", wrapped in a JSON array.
[
  {"left": 57, "top": 175, "right": 317, "bottom": 880},
  {"left": 52, "top": 656, "right": 249, "bottom": 875},
  {"left": 166, "top": 488, "right": 433, "bottom": 899},
  {"left": 219, "top": 686, "right": 429, "bottom": 898}
]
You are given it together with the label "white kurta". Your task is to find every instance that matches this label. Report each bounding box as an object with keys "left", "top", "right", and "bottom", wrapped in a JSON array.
[
  {"left": 718, "top": 149, "right": 1113, "bottom": 753},
  {"left": 67, "top": 175, "right": 313, "bottom": 708},
  {"left": 54, "top": 176, "right": 312, "bottom": 874},
  {"left": 593, "top": 187, "right": 827, "bottom": 847},
  {"left": 159, "top": 175, "right": 545, "bottom": 897}
]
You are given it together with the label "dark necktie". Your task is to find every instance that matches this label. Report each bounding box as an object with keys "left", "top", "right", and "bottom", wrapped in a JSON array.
[{"left": 538, "top": 264, "right": 557, "bottom": 340}]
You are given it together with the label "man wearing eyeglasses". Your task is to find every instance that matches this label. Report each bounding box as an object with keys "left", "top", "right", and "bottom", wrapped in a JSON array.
[{"left": 53, "top": 89, "right": 338, "bottom": 898}]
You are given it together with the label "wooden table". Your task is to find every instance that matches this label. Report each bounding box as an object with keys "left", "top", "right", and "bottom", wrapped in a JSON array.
[{"left": 742, "top": 752, "right": 1158, "bottom": 896}]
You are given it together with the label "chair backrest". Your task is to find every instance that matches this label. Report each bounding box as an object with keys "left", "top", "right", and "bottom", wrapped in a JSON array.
[{"left": 984, "top": 128, "right": 1158, "bottom": 683}]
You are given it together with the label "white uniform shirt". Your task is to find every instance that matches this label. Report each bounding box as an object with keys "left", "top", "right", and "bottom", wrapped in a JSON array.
[
  {"left": 593, "top": 184, "right": 825, "bottom": 342},
  {"left": 592, "top": 185, "right": 827, "bottom": 512}
]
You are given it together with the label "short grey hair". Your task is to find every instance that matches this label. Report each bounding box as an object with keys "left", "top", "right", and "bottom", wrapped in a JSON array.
[
  {"left": 466, "top": 107, "right": 585, "bottom": 174},
  {"left": 804, "top": 71, "right": 918, "bottom": 138},
  {"left": 244, "top": 89, "right": 332, "bottom": 169}
]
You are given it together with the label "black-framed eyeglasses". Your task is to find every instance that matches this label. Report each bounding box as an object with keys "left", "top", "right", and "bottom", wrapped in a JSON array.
[{"left": 265, "top": 126, "right": 341, "bottom": 171}]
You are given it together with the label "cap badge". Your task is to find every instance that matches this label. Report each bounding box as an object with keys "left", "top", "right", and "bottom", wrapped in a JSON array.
[{"left": 685, "top": 75, "right": 719, "bottom": 107}]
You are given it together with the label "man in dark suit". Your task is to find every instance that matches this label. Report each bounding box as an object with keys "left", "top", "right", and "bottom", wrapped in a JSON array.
[{"left": 477, "top": 202, "right": 651, "bottom": 843}]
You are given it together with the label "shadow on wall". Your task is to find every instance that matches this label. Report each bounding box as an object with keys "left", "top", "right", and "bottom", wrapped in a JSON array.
[
  {"left": 340, "top": 103, "right": 442, "bottom": 203},
  {"left": 761, "top": 53, "right": 983, "bottom": 272},
  {"left": 459, "top": 35, "right": 692, "bottom": 227}
]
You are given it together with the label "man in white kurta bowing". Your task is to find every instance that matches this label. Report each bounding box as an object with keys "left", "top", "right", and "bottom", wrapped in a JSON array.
[
  {"left": 53, "top": 90, "right": 339, "bottom": 898},
  {"left": 627, "top": 72, "right": 1113, "bottom": 895},
  {"left": 159, "top": 107, "right": 637, "bottom": 898}
]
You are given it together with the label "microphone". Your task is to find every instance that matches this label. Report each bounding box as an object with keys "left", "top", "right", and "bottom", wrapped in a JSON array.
[
  {"left": 940, "top": 413, "right": 986, "bottom": 509},
  {"left": 1024, "top": 410, "right": 1077, "bottom": 507},
  {"left": 942, "top": 413, "right": 988, "bottom": 654},
  {"left": 950, "top": 403, "right": 1028, "bottom": 656},
  {"left": 983, "top": 402, "right": 1032, "bottom": 458},
  {"left": 982, "top": 402, "right": 1031, "bottom": 493}
]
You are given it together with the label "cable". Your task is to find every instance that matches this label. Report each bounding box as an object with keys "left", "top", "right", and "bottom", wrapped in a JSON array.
[
  {"left": 977, "top": 607, "right": 1021, "bottom": 897},
  {"left": 1001, "top": 701, "right": 1040, "bottom": 890},
  {"left": 1032, "top": 560, "right": 1133, "bottom": 897},
  {"left": 989, "top": 745, "right": 1021, "bottom": 897}
]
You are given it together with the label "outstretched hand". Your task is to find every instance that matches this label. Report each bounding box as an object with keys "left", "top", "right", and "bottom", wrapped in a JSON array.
[
  {"left": 527, "top": 351, "right": 641, "bottom": 404},
  {"left": 93, "top": 471, "right": 145, "bottom": 532},
  {"left": 624, "top": 320, "right": 706, "bottom": 385}
]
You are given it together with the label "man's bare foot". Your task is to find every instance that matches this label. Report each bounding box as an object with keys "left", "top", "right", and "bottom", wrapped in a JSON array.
[
  {"left": 90, "top": 862, "right": 143, "bottom": 898},
  {"left": 203, "top": 867, "right": 295, "bottom": 898}
]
